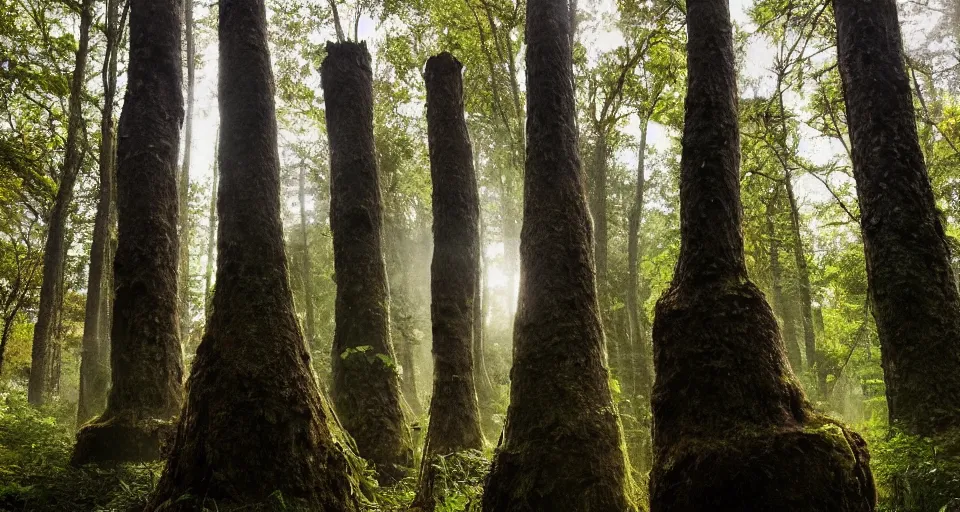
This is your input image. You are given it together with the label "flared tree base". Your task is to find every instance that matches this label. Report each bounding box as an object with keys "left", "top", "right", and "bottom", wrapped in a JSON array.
[
  {"left": 651, "top": 416, "right": 875, "bottom": 511},
  {"left": 482, "top": 444, "right": 641, "bottom": 512},
  {"left": 72, "top": 412, "right": 176, "bottom": 465}
]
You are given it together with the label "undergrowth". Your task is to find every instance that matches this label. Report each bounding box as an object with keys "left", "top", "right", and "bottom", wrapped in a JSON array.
[{"left": 0, "top": 384, "right": 489, "bottom": 512}]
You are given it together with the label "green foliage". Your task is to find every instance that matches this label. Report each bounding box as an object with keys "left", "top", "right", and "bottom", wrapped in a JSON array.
[
  {"left": 376, "top": 450, "right": 489, "bottom": 512},
  {"left": 0, "top": 384, "right": 161, "bottom": 511},
  {"left": 867, "top": 427, "right": 960, "bottom": 512}
]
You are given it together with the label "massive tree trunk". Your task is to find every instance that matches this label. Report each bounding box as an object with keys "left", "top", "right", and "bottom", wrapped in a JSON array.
[
  {"left": 481, "top": 0, "right": 635, "bottom": 509},
  {"left": 413, "top": 52, "right": 485, "bottom": 511},
  {"left": 146, "top": 2, "right": 362, "bottom": 509},
  {"left": 78, "top": 0, "right": 121, "bottom": 424},
  {"left": 766, "top": 192, "right": 803, "bottom": 372},
  {"left": 649, "top": 1, "right": 876, "bottom": 510},
  {"left": 177, "top": 0, "right": 196, "bottom": 346},
  {"left": 72, "top": 0, "right": 185, "bottom": 465},
  {"left": 322, "top": 41, "right": 412, "bottom": 483},
  {"left": 834, "top": 0, "right": 960, "bottom": 438},
  {"left": 298, "top": 164, "right": 316, "bottom": 346},
  {"left": 27, "top": 0, "right": 93, "bottom": 406}
]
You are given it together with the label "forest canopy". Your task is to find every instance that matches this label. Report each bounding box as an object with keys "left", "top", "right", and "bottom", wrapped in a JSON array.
[{"left": 1, "top": 0, "right": 960, "bottom": 510}]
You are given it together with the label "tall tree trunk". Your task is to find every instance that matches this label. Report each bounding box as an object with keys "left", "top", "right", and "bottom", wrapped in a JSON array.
[
  {"left": 147, "top": 1, "right": 362, "bottom": 508},
  {"left": 835, "top": 0, "right": 960, "bottom": 438},
  {"left": 322, "top": 41, "right": 412, "bottom": 483},
  {"left": 177, "top": 0, "right": 196, "bottom": 346},
  {"left": 28, "top": 0, "right": 94, "bottom": 406},
  {"left": 625, "top": 121, "right": 653, "bottom": 472},
  {"left": 766, "top": 192, "right": 803, "bottom": 372},
  {"left": 298, "top": 164, "right": 316, "bottom": 346},
  {"left": 481, "top": 0, "right": 635, "bottom": 509},
  {"left": 72, "top": 0, "right": 185, "bottom": 465},
  {"left": 784, "top": 171, "right": 822, "bottom": 392},
  {"left": 649, "top": 1, "right": 876, "bottom": 510},
  {"left": 413, "top": 53, "right": 485, "bottom": 511},
  {"left": 78, "top": 0, "right": 121, "bottom": 424},
  {"left": 626, "top": 121, "right": 652, "bottom": 408},
  {"left": 203, "top": 137, "right": 218, "bottom": 317}
]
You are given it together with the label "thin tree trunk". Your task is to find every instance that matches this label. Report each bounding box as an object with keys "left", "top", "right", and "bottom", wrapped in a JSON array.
[
  {"left": 626, "top": 121, "right": 651, "bottom": 407},
  {"left": 784, "top": 170, "right": 822, "bottom": 392},
  {"left": 148, "top": 0, "right": 362, "bottom": 507},
  {"left": 72, "top": 0, "right": 185, "bottom": 465},
  {"left": 177, "top": 0, "right": 196, "bottom": 346},
  {"left": 649, "top": 1, "right": 875, "bottom": 510},
  {"left": 835, "top": 0, "right": 960, "bottom": 438},
  {"left": 591, "top": 132, "right": 609, "bottom": 285},
  {"left": 766, "top": 192, "right": 803, "bottom": 372},
  {"left": 413, "top": 53, "right": 485, "bottom": 511},
  {"left": 625, "top": 121, "right": 652, "bottom": 472},
  {"left": 481, "top": 0, "right": 635, "bottom": 509},
  {"left": 203, "top": 138, "right": 218, "bottom": 317},
  {"left": 298, "top": 164, "right": 316, "bottom": 346},
  {"left": 328, "top": 0, "right": 345, "bottom": 42},
  {"left": 323, "top": 41, "right": 412, "bottom": 484},
  {"left": 78, "top": 0, "right": 121, "bottom": 424},
  {"left": 474, "top": 216, "right": 496, "bottom": 434},
  {"left": 28, "top": 0, "right": 94, "bottom": 406}
]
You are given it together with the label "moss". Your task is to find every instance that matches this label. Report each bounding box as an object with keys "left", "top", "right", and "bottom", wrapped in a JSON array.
[{"left": 71, "top": 413, "right": 176, "bottom": 465}]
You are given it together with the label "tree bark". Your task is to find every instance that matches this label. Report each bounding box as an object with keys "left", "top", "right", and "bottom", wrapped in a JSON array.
[
  {"left": 413, "top": 52, "right": 485, "bottom": 511},
  {"left": 177, "top": 0, "right": 196, "bottom": 346},
  {"left": 481, "top": 0, "right": 636, "bottom": 509},
  {"left": 298, "top": 164, "right": 316, "bottom": 346},
  {"left": 766, "top": 192, "right": 803, "bottom": 372},
  {"left": 78, "top": 0, "right": 121, "bottom": 425},
  {"left": 28, "top": 0, "right": 94, "bottom": 405},
  {"left": 322, "top": 41, "right": 412, "bottom": 483},
  {"left": 649, "top": 1, "right": 876, "bottom": 510},
  {"left": 834, "top": 0, "right": 960, "bottom": 438},
  {"left": 146, "top": 2, "right": 362, "bottom": 509},
  {"left": 73, "top": 0, "right": 185, "bottom": 465}
]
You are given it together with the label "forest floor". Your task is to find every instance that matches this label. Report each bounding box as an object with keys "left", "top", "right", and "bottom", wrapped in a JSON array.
[
  {"left": 0, "top": 384, "right": 488, "bottom": 512},
  {"left": 1, "top": 381, "right": 956, "bottom": 511}
]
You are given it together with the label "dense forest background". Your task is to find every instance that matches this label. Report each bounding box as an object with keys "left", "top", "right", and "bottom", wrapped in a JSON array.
[{"left": 2, "top": 0, "right": 960, "bottom": 510}]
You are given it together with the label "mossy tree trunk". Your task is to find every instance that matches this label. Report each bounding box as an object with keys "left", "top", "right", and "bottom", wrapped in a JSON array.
[
  {"left": 481, "top": 0, "right": 636, "bottom": 510},
  {"left": 322, "top": 41, "right": 412, "bottom": 483},
  {"left": 648, "top": 1, "right": 876, "bottom": 510},
  {"left": 413, "top": 52, "right": 486, "bottom": 511},
  {"left": 28, "top": 0, "right": 93, "bottom": 406},
  {"left": 77, "top": 0, "right": 121, "bottom": 425},
  {"left": 834, "top": 0, "right": 960, "bottom": 438},
  {"left": 146, "top": 1, "right": 362, "bottom": 509},
  {"left": 72, "top": 0, "right": 185, "bottom": 465}
]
